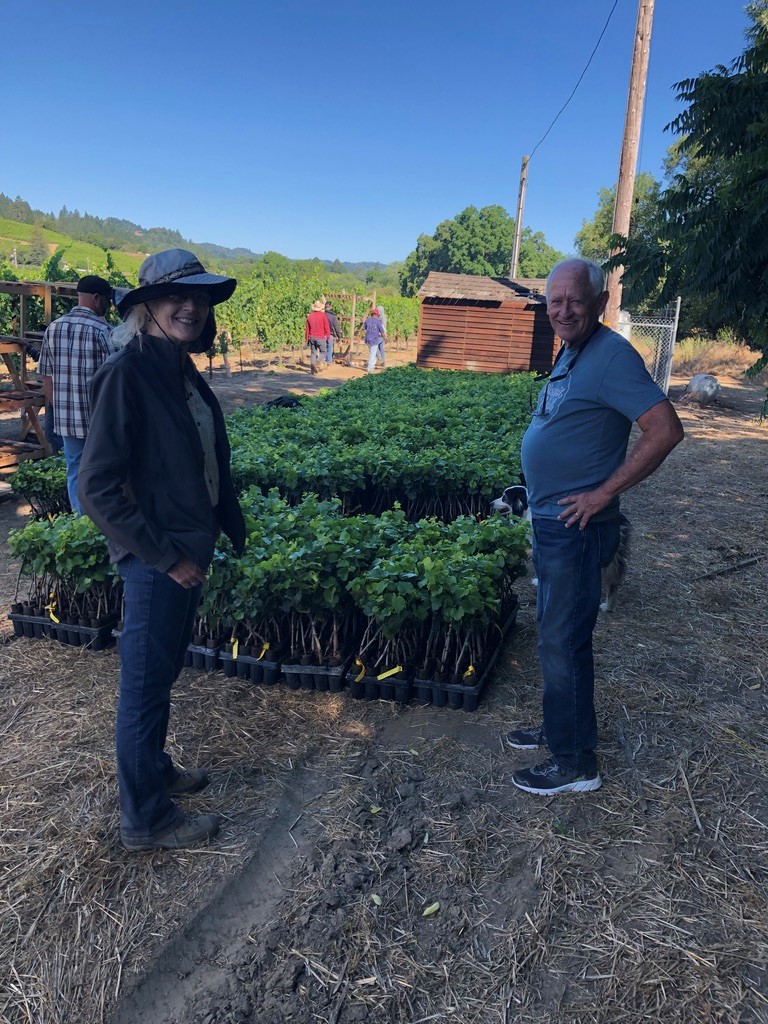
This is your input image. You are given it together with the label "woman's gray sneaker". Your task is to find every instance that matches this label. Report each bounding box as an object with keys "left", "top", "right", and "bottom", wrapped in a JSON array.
[
  {"left": 505, "top": 725, "right": 546, "bottom": 750},
  {"left": 165, "top": 767, "right": 210, "bottom": 796},
  {"left": 122, "top": 813, "right": 220, "bottom": 851}
]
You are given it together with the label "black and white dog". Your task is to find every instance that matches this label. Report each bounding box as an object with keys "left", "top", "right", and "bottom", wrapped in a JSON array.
[{"left": 491, "top": 481, "right": 631, "bottom": 613}]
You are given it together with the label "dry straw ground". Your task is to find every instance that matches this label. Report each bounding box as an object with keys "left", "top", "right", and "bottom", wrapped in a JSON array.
[{"left": 0, "top": 350, "right": 766, "bottom": 1024}]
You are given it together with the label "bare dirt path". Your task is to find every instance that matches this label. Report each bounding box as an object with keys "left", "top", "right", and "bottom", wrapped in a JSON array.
[{"left": 1, "top": 362, "right": 766, "bottom": 1024}]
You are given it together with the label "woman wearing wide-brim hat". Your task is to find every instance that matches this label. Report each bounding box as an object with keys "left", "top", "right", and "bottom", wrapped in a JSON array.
[{"left": 79, "top": 249, "right": 245, "bottom": 852}]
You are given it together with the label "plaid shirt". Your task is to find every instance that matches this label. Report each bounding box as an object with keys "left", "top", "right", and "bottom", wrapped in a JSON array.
[{"left": 39, "top": 307, "right": 115, "bottom": 438}]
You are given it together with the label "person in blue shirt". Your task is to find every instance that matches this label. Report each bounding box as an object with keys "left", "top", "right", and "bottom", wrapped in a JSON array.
[
  {"left": 362, "top": 307, "right": 387, "bottom": 373},
  {"left": 508, "top": 258, "right": 684, "bottom": 796}
]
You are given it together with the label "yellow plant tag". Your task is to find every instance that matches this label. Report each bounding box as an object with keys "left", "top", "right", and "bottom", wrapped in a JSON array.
[
  {"left": 45, "top": 593, "right": 59, "bottom": 624},
  {"left": 354, "top": 659, "right": 366, "bottom": 682},
  {"left": 231, "top": 638, "right": 239, "bottom": 660},
  {"left": 462, "top": 665, "right": 475, "bottom": 680},
  {"left": 377, "top": 665, "right": 403, "bottom": 681},
  {"left": 257, "top": 642, "right": 270, "bottom": 660}
]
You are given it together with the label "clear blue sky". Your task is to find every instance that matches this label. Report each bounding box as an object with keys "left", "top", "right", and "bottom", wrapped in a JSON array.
[{"left": 3, "top": 0, "right": 751, "bottom": 264}]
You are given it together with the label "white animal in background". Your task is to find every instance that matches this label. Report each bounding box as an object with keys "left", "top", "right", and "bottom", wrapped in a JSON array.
[{"left": 682, "top": 373, "right": 721, "bottom": 406}]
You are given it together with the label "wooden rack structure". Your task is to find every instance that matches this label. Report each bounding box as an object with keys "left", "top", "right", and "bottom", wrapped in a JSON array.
[{"left": 0, "top": 280, "right": 79, "bottom": 470}]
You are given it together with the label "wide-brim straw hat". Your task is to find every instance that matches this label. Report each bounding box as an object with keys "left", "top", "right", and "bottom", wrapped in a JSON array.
[
  {"left": 311, "top": 300, "right": 325, "bottom": 312},
  {"left": 117, "top": 248, "right": 237, "bottom": 316}
]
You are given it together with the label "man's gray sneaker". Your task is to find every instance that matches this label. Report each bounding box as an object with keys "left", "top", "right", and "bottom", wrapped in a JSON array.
[
  {"left": 165, "top": 767, "right": 210, "bottom": 796},
  {"left": 505, "top": 725, "right": 546, "bottom": 750},
  {"left": 512, "top": 758, "right": 601, "bottom": 795},
  {"left": 122, "top": 813, "right": 220, "bottom": 852}
]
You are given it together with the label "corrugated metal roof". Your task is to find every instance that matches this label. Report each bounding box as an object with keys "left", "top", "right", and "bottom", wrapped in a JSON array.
[{"left": 418, "top": 272, "right": 547, "bottom": 303}]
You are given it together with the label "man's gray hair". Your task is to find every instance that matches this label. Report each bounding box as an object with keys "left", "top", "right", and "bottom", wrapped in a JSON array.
[{"left": 545, "top": 259, "right": 606, "bottom": 301}]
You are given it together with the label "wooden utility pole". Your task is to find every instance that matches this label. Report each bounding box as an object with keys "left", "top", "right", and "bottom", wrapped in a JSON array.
[
  {"left": 605, "top": 0, "right": 655, "bottom": 329},
  {"left": 509, "top": 155, "right": 530, "bottom": 280}
]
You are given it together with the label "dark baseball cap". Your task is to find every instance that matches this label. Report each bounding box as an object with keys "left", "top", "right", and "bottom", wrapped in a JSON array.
[{"left": 76, "top": 274, "right": 112, "bottom": 297}]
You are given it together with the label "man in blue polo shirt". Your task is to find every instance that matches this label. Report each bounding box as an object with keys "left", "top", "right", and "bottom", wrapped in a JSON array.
[{"left": 508, "top": 258, "right": 684, "bottom": 795}]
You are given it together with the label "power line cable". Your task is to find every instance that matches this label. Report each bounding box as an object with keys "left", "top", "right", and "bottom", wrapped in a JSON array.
[{"left": 529, "top": 0, "right": 622, "bottom": 161}]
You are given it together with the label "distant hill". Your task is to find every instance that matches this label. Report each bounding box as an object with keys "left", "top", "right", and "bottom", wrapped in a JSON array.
[
  {"left": 0, "top": 193, "right": 392, "bottom": 279},
  {"left": 0, "top": 216, "right": 144, "bottom": 278}
]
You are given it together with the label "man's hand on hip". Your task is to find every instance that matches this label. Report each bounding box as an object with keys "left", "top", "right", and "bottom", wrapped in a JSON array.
[{"left": 557, "top": 488, "right": 611, "bottom": 530}]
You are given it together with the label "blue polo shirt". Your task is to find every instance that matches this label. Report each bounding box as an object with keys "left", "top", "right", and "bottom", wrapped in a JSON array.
[{"left": 521, "top": 325, "right": 666, "bottom": 520}]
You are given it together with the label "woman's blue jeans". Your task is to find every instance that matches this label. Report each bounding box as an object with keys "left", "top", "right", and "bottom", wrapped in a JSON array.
[
  {"left": 116, "top": 555, "right": 202, "bottom": 840},
  {"left": 532, "top": 516, "right": 621, "bottom": 772}
]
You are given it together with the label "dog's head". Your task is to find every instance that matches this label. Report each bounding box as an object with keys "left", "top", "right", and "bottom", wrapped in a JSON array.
[{"left": 491, "top": 484, "right": 530, "bottom": 518}]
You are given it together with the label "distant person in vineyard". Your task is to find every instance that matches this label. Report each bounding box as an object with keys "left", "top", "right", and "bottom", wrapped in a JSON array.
[
  {"left": 507, "top": 258, "right": 684, "bottom": 796},
  {"left": 362, "top": 307, "right": 387, "bottom": 373},
  {"left": 324, "top": 301, "right": 342, "bottom": 365},
  {"left": 305, "top": 299, "right": 331, "bottom": 374},
  {"left": 38, "top": 275, "right": 114, "bottom": 511},
  {"left": 376, "top": 304, "right": 387, "bottom": 334},
  {"left": 78, "top": 249, "right": 245, "bottom": 852}
]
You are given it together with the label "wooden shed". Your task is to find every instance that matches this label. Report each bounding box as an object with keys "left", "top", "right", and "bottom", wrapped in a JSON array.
[{"left": 416, "top": 272, "right": 558, "bottom": 374}]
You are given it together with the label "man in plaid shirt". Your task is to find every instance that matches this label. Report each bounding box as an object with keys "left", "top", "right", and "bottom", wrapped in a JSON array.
[{"left": 39, "top": 275, "right": 115, "bottom": 513}]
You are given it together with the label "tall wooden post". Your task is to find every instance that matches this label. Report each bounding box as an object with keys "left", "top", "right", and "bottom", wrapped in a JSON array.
[
  {"left": 605, "top": 0, "right": 655, "bottom": 328},
  {"left": 509, "top": 155, "right": 530, "bottom": 280}
]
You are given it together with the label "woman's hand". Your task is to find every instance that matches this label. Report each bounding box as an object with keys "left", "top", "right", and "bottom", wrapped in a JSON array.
[{"left": 167, "top": 556, "right": 207, "bottom": 588}]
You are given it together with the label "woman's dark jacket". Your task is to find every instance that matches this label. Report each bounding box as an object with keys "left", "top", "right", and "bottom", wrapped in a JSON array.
[{"left": 78, "top": 332, "right": 245, "bottom": 571}]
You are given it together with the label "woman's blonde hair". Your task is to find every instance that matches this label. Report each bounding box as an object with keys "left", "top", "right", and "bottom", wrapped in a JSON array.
[{"left": 110, "top": 305, "right": 151, "bottom": 348}]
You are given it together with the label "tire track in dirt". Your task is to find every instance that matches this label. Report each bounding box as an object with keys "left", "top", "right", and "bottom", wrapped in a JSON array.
[
  {"left": 110, "top": 710, "right": 500, "bottom": 1024},
  {"left": 111, "top": 767, "right": 329, "bottom": 1024}
]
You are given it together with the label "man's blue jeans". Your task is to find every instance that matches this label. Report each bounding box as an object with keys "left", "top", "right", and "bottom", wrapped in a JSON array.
[
  {"left": 367, "top": 343, "right": 385, "bottom": 372},
  {"left": 44, "top": 404, "right": 63, "bottom": 454},
  {"left": 62, "top": 435, "right": 86, "bottom": 514},
  {"left": 116, "top": 555, "right": 201, "bottom": 840},
  {"left": 532, "top": 516, "right": 621, "bottom": 772},
  {"left": 325, "top": 337, "right": 334, "bottom": 364}
]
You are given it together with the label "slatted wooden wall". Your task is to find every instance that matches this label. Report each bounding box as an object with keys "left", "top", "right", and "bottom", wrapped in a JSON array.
[{"left": 416, "top": 299, "right": 558, "bottom": 374}]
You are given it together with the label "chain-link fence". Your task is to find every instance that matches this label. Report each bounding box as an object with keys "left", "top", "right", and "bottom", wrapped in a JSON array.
[{"left": 618, "top": 297, "right": 682, "bottom": 394}]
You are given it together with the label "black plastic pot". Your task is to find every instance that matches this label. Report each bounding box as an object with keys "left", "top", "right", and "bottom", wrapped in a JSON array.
[
  {"left": 411, "top": 598, "right": 519, "bottom": 712},
  {"left": 8, "top": 611, "right": 117, "bottom": 650},
  {"left": 187, "top": 641, "right": 222, "bottom": 671}
]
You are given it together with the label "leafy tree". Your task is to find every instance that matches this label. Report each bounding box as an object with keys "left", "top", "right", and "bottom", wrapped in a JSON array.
[
  {"left": 31, "top": 248, "right": 78, "bottom": 327},
  {"left": 24, "top": 226, "right": 49, "bottom": 266},
  {"left": 619, "top": 2, "right": 768, "bottom": 363},
  {"left": 400, "top": 205, "right": 562, "bottom": 296},
  {"left": 0, "top": 260, "right": 19, "bottom": 334},
  {"left": 41, "top": 248, "right": 77, "bottom": 283},
  {"left": 518, "top": 229, "right": 566, "bottom": 279},
  {"left": 575, "top": 172, "right": 662, "bottom": 265},
  {"left": 93, "top": 249, "right": 132, "bottom": 288},
  {"left": 365, "top": 261, "right": 404, "bottom": 292}
]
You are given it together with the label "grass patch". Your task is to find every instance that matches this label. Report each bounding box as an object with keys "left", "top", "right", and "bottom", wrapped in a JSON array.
[
  {"left": 632, "top": 334, "right": 758, "bottom": 378},
  {"left": 0, "top": 217, "right": 143, "bottom": 280}
]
